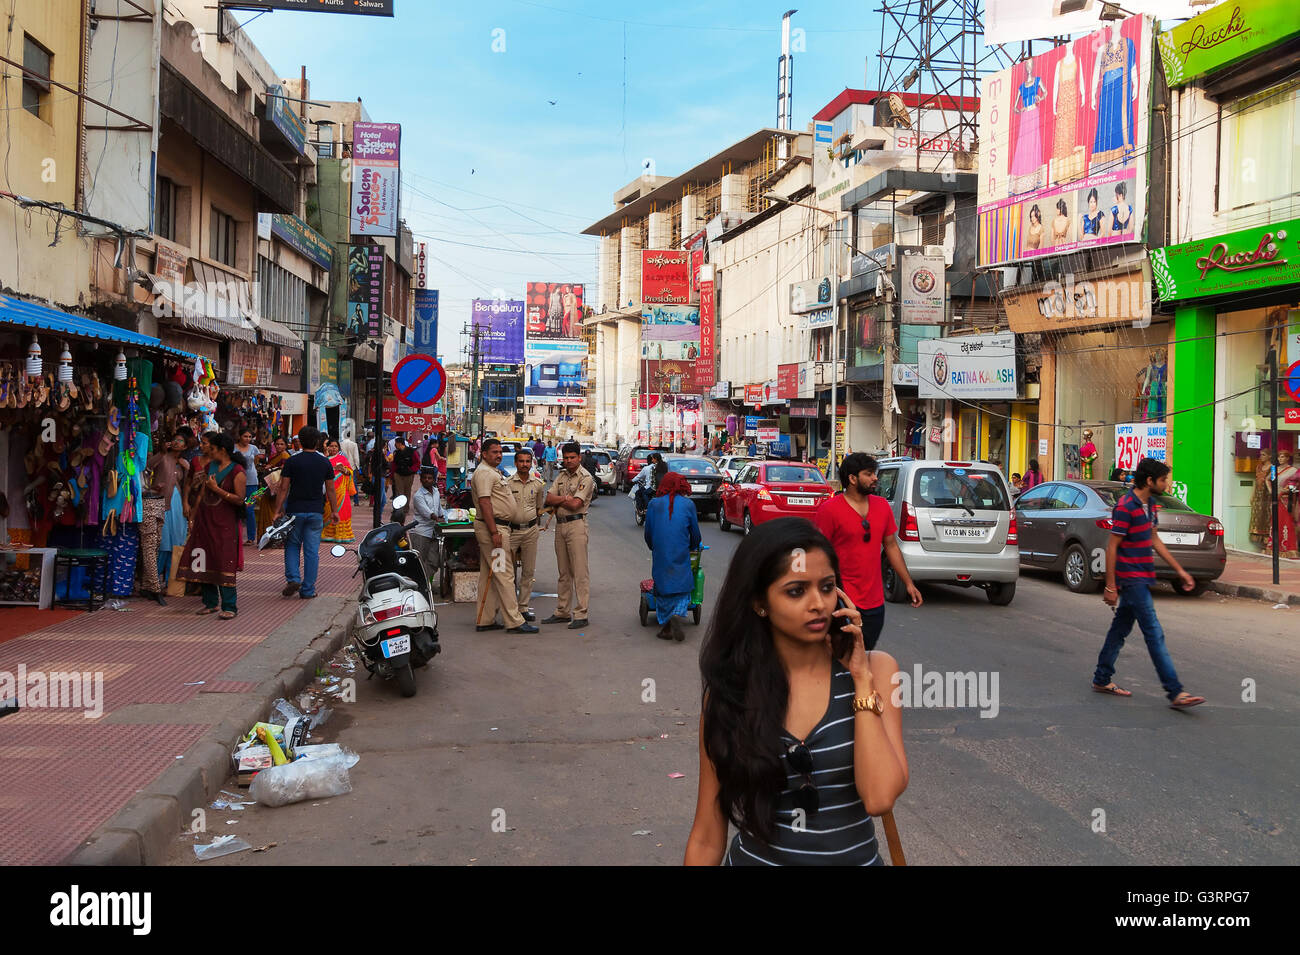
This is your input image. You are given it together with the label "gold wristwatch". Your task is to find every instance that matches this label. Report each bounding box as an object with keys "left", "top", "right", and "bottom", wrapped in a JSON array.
[{"left": 853, "top": 690, "right": 884, "bottom": 715}]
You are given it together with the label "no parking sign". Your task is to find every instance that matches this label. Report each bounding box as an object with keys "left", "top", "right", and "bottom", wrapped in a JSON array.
[{"left": 391, "top": 353, "right": 446, "bottom": 409}]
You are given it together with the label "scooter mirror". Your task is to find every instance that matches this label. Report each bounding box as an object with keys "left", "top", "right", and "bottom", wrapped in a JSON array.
[
  {"left": 392, "top": 495, "right": 408, "bottom": 510},
  {"left": 330, "top": 544, "right": 347, "bottom": 558}
]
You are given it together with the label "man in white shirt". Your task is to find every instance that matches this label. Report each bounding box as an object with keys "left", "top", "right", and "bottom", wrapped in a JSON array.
[{"left": 408, "top": 465, "right": 445, "bottom": 583}]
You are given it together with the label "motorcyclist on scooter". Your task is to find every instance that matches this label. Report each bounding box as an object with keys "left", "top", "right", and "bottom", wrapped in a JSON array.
[{"left": 633, "top": 453, "right": 666, "bottom": 513}]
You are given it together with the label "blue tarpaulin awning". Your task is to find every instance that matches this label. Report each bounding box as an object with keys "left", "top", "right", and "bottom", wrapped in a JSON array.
[{"left": 0, "top": 293, "right": 198, "bottom": 361}]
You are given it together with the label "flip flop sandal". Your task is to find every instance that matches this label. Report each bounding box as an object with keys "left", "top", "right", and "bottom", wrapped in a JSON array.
[
  {"left": 218, "top": 611, "right": 238, "bottom": 620},
  {"left": 1170, "top": 694, "right": 1205, "bottom": 709},
  {"left": 196, "top": 607, "right": 220, "bottom": 615},
  {"left": 1091, "top": 682, "right": 1132, "bottom": 696}
]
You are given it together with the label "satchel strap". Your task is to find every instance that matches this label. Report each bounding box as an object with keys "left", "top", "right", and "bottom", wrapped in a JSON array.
[{"left": 880, "top": 810, "right": 906, "bottom": 866}]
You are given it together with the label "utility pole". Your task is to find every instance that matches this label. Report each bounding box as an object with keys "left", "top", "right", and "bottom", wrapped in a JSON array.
[{"left": 463, "top": 320, "right": 490, "bottom": 437}]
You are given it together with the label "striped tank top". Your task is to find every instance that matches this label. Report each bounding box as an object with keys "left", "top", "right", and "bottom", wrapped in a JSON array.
[{"left": 724, "top": 661, "right": 884, "bottom": 866}]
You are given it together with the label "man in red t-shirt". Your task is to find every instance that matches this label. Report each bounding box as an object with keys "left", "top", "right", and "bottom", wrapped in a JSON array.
[{"left": 814, "top": 452, "right": 923, "bottom": 650}]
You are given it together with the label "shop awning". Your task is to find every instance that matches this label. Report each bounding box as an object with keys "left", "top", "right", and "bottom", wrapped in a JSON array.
[
  {"left": 256, "top": 317, "right": 304, "bottom": 349},
  {"left": 0, "top": 293, "right": 198, "bottom": 360}
]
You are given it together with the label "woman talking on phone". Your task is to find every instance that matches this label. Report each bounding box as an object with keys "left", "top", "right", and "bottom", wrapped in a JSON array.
[{"left": 684, "top": 518, "right": 908, "bottom": 866}]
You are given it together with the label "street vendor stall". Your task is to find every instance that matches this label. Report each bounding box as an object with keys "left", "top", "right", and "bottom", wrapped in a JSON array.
[{"left": 0, "top": 294, "right": 201, "bottom": 612}]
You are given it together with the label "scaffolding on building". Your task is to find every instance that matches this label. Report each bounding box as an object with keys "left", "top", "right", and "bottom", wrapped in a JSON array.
[{"left": 874, "top": 0, "right": 1020, "bottom": 172}]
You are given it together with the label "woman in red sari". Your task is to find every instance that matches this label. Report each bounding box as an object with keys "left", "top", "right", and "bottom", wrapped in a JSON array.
[
  {"left": 178, "top": 432, "right": 246, "bottom": 619},
  {"left": 323, "top": 438, "right": 356, "bottom": 543}
]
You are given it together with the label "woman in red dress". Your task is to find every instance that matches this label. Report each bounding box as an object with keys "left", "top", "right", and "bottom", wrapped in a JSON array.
[{"left": 178, "top": 432, "right": 246, "bottom": 619}]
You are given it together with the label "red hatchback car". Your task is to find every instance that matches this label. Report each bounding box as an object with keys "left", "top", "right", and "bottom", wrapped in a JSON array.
[{"left": 719, "top": 460, "right": 831, "bottom": 534}]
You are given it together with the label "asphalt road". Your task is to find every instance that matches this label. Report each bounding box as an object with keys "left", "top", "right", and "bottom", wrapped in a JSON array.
[{"left": 170, "top": 492, "right": 1300, "bottom": 866}]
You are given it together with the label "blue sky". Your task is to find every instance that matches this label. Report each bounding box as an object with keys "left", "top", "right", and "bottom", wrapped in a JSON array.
[{"left": 242, "top": 1, "right": 881, "bottom": 360}]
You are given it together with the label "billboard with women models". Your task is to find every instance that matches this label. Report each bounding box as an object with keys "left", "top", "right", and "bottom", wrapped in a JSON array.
[
  {"left": 525, "top": 282, "right": 585, "bottom": 339},
  {"left": 976, "top": 13, "right": 1151, "bottom": 266}
]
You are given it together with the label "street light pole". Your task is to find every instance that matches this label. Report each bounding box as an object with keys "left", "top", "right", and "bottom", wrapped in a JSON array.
[{"left": 762, "top": 192, "right": 846, "bottom": 470}]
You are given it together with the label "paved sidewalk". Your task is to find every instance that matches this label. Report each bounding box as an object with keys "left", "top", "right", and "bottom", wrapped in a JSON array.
[
  {"left": 0, "top": 508, "right": 376, "bottom": 865},
  {"left": 1211, "top": 550, "right": 1300, "bottom": 606}
]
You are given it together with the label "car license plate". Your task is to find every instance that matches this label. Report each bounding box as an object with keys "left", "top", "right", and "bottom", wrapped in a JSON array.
[
  {"left": 381, "top": 634, "right": 410, "bottom": 658},
  {"left": 787, "top": 496, "right": 815, "bottom": 506},
  {"left": 1158, "top": 531, "right": 1200, "bottom": 547},
  {"left": 690, "top": 483, "right": 709, "bottom": 492},
  {"left": 941, "top": 526, "right": 985, "bottom": 539}
]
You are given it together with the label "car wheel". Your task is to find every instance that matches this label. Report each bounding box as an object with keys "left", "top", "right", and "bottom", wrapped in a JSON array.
[
  {"left": 743, "top": 510, "right": 754, "bottom": 536},
  {"left": 986, "top": 581, "right": 1016, "bottom": 606},
  {"left": 718, "top": 509, "right": 731, "bottom": 532},
  {"left": 1062, "top": 543, "right": 1099, "bottom": 594},
  {"left": 882, "top": 561, "right": 909, "bottom": 604},
  {"left": 1172, "top": 580, "right": 1208, "bottom": 597}
]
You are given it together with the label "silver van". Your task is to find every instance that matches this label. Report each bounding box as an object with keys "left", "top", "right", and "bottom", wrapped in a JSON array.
[{"left": 872, "top": 457, "right": 1020, "bottom": 605}]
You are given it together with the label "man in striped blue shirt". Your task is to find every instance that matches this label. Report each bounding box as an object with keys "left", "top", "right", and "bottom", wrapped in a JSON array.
[{"left": 1094, "top": 458, "right": 1205, "bottom": 708}]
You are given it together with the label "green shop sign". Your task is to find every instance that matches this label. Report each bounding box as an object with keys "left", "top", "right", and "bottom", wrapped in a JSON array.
[
  {"left": 1158, "top": 0, "right": 1300, "bottom": 87},
  {"left": 1151, "top": 218, "right": 1300, "bottom": 302},
  {"left": 269, "top": 214, "right": 333, "bottom": 271}
]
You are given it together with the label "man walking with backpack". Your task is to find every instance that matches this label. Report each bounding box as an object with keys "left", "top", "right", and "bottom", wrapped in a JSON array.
[{"left": 1093, "top": 457, "right": 1205, "bottom": 709}]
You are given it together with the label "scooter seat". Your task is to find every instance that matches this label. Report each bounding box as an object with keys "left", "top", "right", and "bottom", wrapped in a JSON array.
[{"left": 364, "top": 573, "right": 423, "bottom": 597}]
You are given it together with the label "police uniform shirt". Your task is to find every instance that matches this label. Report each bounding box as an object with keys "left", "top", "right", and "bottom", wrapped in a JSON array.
[
  {"left": 470, "top": 462, "right": 515, "bottom": 521},
  {"left": 507, "top": 470, "right": 546, "bottom": 525},
  {"left": 549, "top": 466, "right": 596, "bottom": 515}
]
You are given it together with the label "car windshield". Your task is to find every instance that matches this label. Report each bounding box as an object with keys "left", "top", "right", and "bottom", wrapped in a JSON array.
[
  {"left": 726, "top": 457, "right": 756, "bottom": 468},
  {"left": 1095, "top": 487, "right": 1196, "bottom": 512},
  {"left": 499, "top": 453, "right": 516, "bottom": 472},
  {"left": 669, "top": 459, "right": 718, "bottom": 475},
  {"left": 913, "top": 468, "right": 1009, "bottom": 509},
  {"left": 591, "top": 452, "right": 610, "bottom": 465},
  {"left": 765, "top": 466, "right": 824, "bottom": 483},
  {"left": 632, "top": 451, "right": 654, "bottom": 461}
]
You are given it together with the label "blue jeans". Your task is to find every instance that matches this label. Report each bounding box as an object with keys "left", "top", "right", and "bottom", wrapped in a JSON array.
[
  {"left": 1094, "top": 582, "right": 1183, "bottom": 700},
  {"left": 245, "top": 486, "right": 258, "bottom": 542},
  {"left": 284, "top": 511, "right": 325, "bottom": 597}
]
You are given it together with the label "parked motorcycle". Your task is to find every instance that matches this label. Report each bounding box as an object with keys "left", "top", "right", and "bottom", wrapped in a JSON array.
[{"left": 331, "top": 496, "right": 439, "bottom": 697}]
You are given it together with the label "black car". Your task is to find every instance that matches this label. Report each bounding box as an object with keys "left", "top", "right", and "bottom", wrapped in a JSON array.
[{"left": 661, "top": 454, "right": 727, "bottom": 520}]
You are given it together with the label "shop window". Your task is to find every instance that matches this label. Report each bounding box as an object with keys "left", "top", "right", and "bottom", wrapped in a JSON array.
[
  {"left": 210, "top": 208, "right": 237, "bottom": 268},
  {"left": 22, "top": 35, "right": 51, "bottom": 120},
  {"left": 1218, "top": 79, "right": 1300, "bottom": 212}
]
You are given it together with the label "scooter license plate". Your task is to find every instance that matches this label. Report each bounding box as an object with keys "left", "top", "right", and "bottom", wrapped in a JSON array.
[{"left": 381, "top": 634, "right": 411, "bottom": 658}]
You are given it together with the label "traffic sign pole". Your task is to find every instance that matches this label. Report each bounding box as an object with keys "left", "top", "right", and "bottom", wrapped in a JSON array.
[{"left": 1270, "top": 348, "right": 1279, "bottom": 587}]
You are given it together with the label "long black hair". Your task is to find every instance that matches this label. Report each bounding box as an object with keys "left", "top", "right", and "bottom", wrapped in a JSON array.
[{"left": 699, "top": 517, "right": 841, "bottom": 846}]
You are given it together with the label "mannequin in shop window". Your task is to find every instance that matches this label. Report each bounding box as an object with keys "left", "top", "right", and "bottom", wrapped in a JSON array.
[
  {"left": 1250, "top": 453, "right": 1274, "bottom": 551},
  {"left": 1274, "top": 451, "right": 1299, "bottom": 560},
  {"left": 1137, "top": 351, "right": 1167, "bottom": 421},
  {"left": 1079, "top": 429, "right": 1099, "bottom": 480}
]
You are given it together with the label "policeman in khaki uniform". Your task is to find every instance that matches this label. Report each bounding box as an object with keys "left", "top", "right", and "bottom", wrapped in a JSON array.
[
  {"left": 504, "top": 447, "right": 547, "bottom": 623},
  {"left": 541, "top": 442, "right": 596, "bottom": 630},
  {"left": 471, "top": 438, "right": 539, "bottom": 633}
]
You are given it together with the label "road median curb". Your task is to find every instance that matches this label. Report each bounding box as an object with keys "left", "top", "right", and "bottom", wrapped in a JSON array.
[
  {"left": 1209, "top": 580, "right": 1300, "bottom": 606},
  {"left": 66, "top": 594, "right": 355, "bottom": 866}
]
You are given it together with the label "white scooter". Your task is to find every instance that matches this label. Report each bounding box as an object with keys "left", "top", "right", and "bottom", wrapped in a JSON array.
[{"left": 330, "top": 496, "right": 440, "bottom": 697}]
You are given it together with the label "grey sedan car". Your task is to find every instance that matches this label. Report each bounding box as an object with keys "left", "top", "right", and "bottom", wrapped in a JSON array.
[{"left": 1016, "top": 480, "right": 1226, "bottom": 595}]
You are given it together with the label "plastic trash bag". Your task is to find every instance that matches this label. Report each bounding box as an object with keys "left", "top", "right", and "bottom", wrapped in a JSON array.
[
  {"left": 271, "top": 698, "right": 303, "bottom": 726},
  {"left": 249, "top": 755, "right": 353, "bottom": 807},
  {"left": 292, "top": 743, "right": 360, "bottom": 769},
  {"left": 193, "top": 835, "right": 252, "bottom": 860}
]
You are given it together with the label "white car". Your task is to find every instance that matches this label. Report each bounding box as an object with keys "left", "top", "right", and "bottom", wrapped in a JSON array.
[
  {"left": 715, "top": 455, "right": 759, "bottom": 482},
  {"left": 587, "top": 449, "right": 616, "bottom": 493}
]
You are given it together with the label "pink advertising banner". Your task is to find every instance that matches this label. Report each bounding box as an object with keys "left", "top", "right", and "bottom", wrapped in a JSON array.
[
  {"left": 976, "top": 14, "right": 1151, "bottom": 266},
  {"left": 350, "top": 122, "right": 401, "bottom": 238}
]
